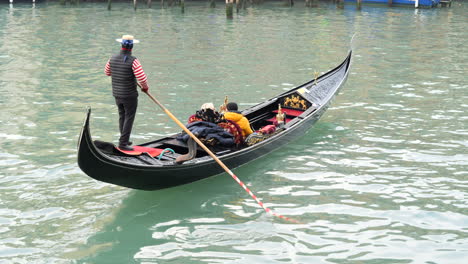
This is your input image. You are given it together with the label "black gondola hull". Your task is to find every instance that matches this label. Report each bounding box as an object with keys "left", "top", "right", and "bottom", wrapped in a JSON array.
[
  {"left": 78, "top": 112, "right": 322, "bottom": 190},
  {"left": 78, "top": 51, "right": 352, "bottom": 190}
]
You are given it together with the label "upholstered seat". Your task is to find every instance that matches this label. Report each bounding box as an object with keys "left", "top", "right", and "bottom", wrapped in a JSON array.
[
  {"left": 272, "top": 108, "right": 304, "bottom": 117},
  {"left": 266, "top": 117, "right": 293, "bottom": 124},
  {"left": 267, "top": 107, "right": 304, "bottom": 124},
  {"left": 187, "top": 114, "right": 202, "bottom": 124},
  {"left": 217, "top": 120, "right": 244, "bottom": 145}
]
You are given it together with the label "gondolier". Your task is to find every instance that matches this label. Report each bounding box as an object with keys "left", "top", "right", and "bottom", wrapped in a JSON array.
[{"left": 104, "top": 34, "right": 149, "bottom": 151}]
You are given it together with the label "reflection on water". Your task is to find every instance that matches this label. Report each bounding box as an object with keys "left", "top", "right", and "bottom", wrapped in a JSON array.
[{"left": 0, "top": 1, "right": 467, "bottom": 263}]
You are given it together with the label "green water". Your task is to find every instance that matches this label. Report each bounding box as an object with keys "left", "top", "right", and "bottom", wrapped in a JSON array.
[{"left": 0, "top": 1, "right": 466, "bottom": 263}]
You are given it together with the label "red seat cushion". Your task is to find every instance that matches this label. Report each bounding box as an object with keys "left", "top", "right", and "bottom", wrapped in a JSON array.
[
  {"left": 266, "top": 117, "right": 292, "bottom": 124},
  {"left": 116, "top": 146, "right": 169, "bottom": 157},
  {"left": 188, "top": 114, "right": 202, "bottom": 123},
  {"left": 259, "top": 124, "right": 276, "bottom": 134},
  {"left": 272, "top": 108, "right": 304, "bottom": 117}
]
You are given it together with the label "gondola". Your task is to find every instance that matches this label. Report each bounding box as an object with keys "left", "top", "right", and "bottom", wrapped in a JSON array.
[{"left": 77, "top": 50, "right": 352, "bottom": 191}]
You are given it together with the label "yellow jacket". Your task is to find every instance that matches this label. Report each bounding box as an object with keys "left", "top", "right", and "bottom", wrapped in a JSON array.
[{"left": 224, "top": 111, "right": 253, "bottom": 137}]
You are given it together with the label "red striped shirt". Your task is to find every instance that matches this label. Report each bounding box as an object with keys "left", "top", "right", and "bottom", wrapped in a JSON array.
[{"left": 104, "top": 59, "right": 111, "bottom": 76}]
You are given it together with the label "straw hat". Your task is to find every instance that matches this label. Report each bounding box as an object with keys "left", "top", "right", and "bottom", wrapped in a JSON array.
[{"left": 115, "top": 35, "right": 140, "bottom": 44}]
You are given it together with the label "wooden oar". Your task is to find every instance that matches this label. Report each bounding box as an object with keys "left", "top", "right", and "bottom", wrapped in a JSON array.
[{"left": 142, "top": 89, "right": 300, "bottom": 224}]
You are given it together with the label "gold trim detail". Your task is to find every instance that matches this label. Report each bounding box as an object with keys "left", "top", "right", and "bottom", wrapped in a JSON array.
[{"left": 283, "top": 95, "right": 308, "bottom": 110}]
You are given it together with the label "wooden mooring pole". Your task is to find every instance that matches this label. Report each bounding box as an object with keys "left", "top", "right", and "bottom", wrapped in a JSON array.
[
  {"left": 134, "top": 0, "right": 137, "bottom": 10},
  {"left": 226, "top": 0, "right": 234, "bottom": 19},
  {"left": 337, "top": 0, "right": 344, "bottom": 9},
  {"left": 147, "top": 0, "right": 152, "bottom": 8},
  {"left": 8, "top": 0, "right": 39, "bottom": 3},
  {"left": 305, "top": 0, "right": 318, "bottom": 7},
  {"left": 357, "top": 0, "right": 362, "bottom": 9}
]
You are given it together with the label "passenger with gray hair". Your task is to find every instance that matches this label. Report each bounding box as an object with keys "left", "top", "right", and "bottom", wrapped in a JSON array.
[{"left": 193, "top": 102, "right": 223, "bottom": 124}]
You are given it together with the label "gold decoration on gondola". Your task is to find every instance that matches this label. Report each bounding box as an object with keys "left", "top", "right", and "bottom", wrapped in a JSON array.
[
  {"left": 245, "top": 134, "right": 266, "bottom": 146},
  {"left": 283, "top": 94, "right": 308, "bottom": 110},
  {"left": 276, "top": 104, "right": 286, "bottom": 125},
  {"left": 219, "top": 96, "right": 228, "bottom": 113},
  {"left": 245, "top": 128, "right": 284, "bottom": 146}
]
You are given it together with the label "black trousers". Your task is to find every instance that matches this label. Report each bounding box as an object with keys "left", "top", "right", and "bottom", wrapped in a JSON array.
[{"left": 115, "top": 96, "right": 138, "bottom": 146}]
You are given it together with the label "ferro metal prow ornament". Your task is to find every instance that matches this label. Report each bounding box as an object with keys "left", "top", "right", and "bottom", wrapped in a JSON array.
[{"left": 314, "top": 71, "right": 319, "bottom": 86}]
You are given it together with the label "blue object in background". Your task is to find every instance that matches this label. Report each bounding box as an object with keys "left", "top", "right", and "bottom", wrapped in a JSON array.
[{"left": 344, "top": 0, "right": 441, "bottom": 8}]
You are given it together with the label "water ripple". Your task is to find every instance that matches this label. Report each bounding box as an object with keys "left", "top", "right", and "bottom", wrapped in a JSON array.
[{"left": 1, "top": 2, "right": 467, "bottom": 264}]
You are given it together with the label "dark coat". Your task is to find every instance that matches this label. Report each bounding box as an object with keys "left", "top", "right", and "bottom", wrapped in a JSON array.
[
  {"left": 109, "top": 50, "right": 138, "bottom": 98},
  {"left": 177, "top": 121, "right": 235, "bottom": 147}
]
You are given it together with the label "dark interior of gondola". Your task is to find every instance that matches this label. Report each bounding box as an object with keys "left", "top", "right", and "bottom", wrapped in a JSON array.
[{"left": 94, "top": 90, "right": 314, "bottom": 164}]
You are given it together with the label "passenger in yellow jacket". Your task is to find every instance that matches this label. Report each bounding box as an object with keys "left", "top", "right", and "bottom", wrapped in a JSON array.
[{"left": 223, "top": 102, "right": 253, "bottom": 138}]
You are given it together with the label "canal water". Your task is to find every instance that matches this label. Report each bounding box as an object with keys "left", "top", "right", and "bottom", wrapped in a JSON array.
[{"left": 0, "top": 1, "right": 466, "bottom": 263}]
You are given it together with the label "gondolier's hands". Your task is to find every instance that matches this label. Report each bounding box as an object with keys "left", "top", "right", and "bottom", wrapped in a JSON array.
[{"left": 138, "top": 82, "right": 149, "bottom": 93}]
